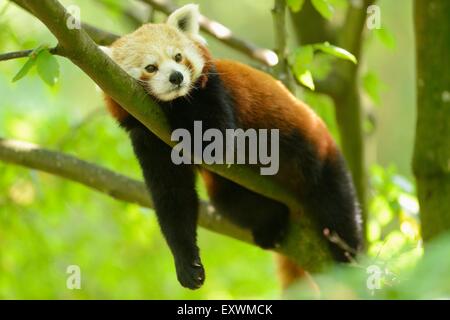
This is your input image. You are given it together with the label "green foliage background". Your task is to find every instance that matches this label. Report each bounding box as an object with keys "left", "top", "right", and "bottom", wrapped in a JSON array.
[{"left": 0, "top": 0, "right": 447, "bottom": 299}]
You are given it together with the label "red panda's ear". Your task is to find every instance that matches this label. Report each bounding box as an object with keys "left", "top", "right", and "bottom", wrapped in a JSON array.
[{"left": 167, "top": 4, "right": 200, "bottom": 36}]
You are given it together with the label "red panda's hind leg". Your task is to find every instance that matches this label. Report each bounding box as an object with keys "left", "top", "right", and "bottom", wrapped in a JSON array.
[{"left": 202, "top": 171, "right": 290, "bottom": 249}]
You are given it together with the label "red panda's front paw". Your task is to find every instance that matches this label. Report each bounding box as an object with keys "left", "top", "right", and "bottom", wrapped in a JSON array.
[{"left": 175, "top": 259, "right": 205, "bottom": 290}]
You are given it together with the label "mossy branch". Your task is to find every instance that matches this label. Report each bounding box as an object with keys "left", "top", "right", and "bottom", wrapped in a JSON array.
[{"left": 0, "top": 137, "right": 252, "bottom": 243}]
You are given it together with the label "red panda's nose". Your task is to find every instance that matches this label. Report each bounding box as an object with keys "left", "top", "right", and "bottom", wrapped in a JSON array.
[{"left": 169, "top": 71, "right": 184, "bottom": 85}]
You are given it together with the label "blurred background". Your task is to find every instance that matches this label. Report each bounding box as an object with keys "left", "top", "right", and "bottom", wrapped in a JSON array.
[{"left": 0, "top": 0, "right": 447, "bottom": 299}]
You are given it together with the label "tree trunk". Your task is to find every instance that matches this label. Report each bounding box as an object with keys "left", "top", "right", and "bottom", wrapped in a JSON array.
[{"left": 413, "top": 0, "right": 450, "bottom": 241}]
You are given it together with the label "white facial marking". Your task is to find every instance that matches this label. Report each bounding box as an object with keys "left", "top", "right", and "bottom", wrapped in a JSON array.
[
  {"left": 185, "top": 44, "right": 204, "bottom": 80},
  {"left": 151, "top": 59, "right": 192, "bottom": 101},
  {"left": 166, "top": 46, "right": 177, "bottom": 57},
  {"left": 143, "top": 54, "right": 158, "bottom": 67},
  {"left": 128, "top": 67, "right": 141, "bottom": 79}
]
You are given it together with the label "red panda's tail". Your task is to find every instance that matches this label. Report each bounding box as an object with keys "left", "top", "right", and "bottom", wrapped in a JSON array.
[{"left": 275, "top": 254, "right": 320, "bottom": 297}]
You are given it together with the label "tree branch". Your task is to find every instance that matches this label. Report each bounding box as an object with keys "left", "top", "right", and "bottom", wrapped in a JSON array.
[
  {"left": 330, "top": 0, "right": 376, "bottom": 230},
  {"left": 12, "top": 0, "right": 120, "bottom": 46},
  {"left": 8, "top": 0, "right": 276, "bottom": 68},
  {"left": 272, "top": 0, "right": 295, "bottom": 92},
  {"left": 0, "top": 137, "right": 252, "bottom": 243},
  {"left": 0, "top": 49, "right": 33, "bottom": 61},
  {"left": 289, "top": 0, "right": 336, "bottom": 45},
  {"left": 0, "top": 137, "right": 330, "bottom": 269},
  {"left": 81, "top": 22, "right": 119, "bottom": 45},
  {"left": 140, "top": 0, "right": 278, "bottom": 67},
  {"left": 9, "top": 0, "right": 332, "bottom": 271}
]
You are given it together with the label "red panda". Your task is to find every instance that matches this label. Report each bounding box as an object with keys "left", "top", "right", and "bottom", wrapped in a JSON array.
[{"left": 101, "top": 4, "right": 362, "bottom": 290}]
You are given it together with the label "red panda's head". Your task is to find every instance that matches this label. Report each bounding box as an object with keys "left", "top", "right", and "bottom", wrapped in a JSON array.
[{"left": 101, "top": 4, "right": 210, "bottom": 101}]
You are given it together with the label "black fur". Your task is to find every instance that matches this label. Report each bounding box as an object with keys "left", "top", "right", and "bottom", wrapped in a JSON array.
[
  {"left": 305, "top": 153, "right": 362, "bottom": 261},
  {"left": 119, "top": 67, "right": 362, "bottom": 289}
]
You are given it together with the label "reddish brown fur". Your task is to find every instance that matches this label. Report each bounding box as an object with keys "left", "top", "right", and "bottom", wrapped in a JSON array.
[
  {"left": 212, "top": 60, "right": 339, "bottom": 290},
  {"left": 275, "top": 254, "right": 320, "bottom": 296},
  {"left": 196, "top": 44, "right": 213, "bottom": 88},
  {"left": 183, "top": 58, "right": 194, "bottom": 79},
  {"left": 200, "top": 170, "right": 217, "bottom": 198},
  {"left": 214, "top": 59, "right": 337, "bottom": 161},
  {"left": 104, "top": 95, "right": 129, "bottom": 122}
]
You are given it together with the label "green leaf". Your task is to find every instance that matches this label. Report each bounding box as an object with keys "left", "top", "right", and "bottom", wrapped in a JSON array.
[
  {"left": 311, "top": 0, "right": 334, "bottom": 20},
  {"left": 36, "top": 49, "right": 60, "bottom": 86},
  {"left": 286, "top": 0, "right": 305, "bottom": 12},
  {"left": 309, "top": 54, "right": 333, "bottom": 79},
  {"left": 291, "top": 45, "right": 314, "bottom": 74},
  {"left": 313, "top": 42, "right": 357, "bottom": 64},
  {"left": 297, "top": 70, "right": 315, "bottom": 91},
  {"left": 363, "top": 71, "right": 381, "bottom": 105},
  {"left": 12, "top": 56, "right": 37, "bottom": 82},
  {"left": 12, "top": 45, "right": 48, "bottom": 83},
  {"left": 374, "top": 27, "right": 396, "bottom": 49},
  {"left": 290, "top": 46, "right": 315, "bottom": 90}
]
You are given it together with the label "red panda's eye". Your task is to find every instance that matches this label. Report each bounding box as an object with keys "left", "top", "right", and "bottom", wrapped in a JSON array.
[
  {"left": 145, "top": 64, "right": 158, "bottom": 73},
  {"left": 175, "top": 53, "right": 183, "bottom": 63}
]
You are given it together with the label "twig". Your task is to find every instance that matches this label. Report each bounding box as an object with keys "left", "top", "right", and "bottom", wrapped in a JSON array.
[
  {"left": 0, "top": 47, "right": 58, "bottom": 61},
  {"left": 0, "top": 49, "right": 33, "bottom": 61}
]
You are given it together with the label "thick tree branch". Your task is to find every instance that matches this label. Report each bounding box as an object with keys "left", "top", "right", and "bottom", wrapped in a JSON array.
[
  {"left": 9, "top": 0, "right": 332, "bottom": 271},
  {"left": 140, "top": 0, "right": 278, "bottom": 67},
  {"left": 0, "top": 137, "right": 252, "bottom": 243},
  {"left": 81, "top": 22, "right": 119, "bottom": 45},
  {"left": 8, "top": 0, "right": 276, "bottom": 68},
  {"left": 0, "top": 137, "right": 329, "bottom": 269}
]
